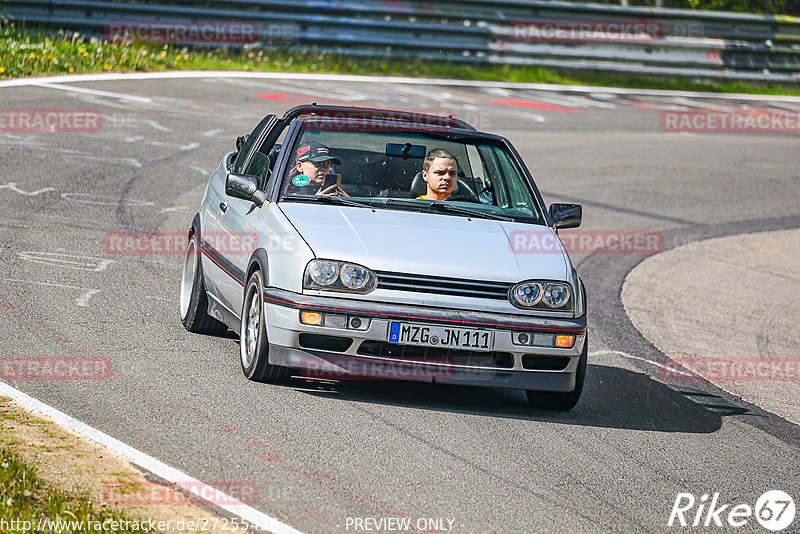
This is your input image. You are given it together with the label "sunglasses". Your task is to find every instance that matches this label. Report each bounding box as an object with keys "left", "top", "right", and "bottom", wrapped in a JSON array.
[{"left": 312, "top": 160, "right": 334, "bottom": 170}]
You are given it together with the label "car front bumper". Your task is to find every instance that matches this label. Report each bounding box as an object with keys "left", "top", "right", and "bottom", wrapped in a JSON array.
[{"left": 262, "top": 288, "right": 586, "bottom": 392}]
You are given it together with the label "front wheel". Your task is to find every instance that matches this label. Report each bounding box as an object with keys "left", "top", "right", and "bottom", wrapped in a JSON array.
[
  {"left": 240, "top": 270, "right": 291, "bottom": 383},
  {"left": 526, "top": 334, "right": 587, "bottom": 411}
]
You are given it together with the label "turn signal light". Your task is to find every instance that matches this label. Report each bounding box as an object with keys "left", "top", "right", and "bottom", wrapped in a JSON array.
[
  {"left": 555, "top": 335, "right": 575, "bottom": 348},
  {"left": 300, "top": 311, "right": 323, "bottom": 326}
]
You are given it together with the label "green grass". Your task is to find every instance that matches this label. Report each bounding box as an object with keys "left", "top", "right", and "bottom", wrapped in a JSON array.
[
  {"left": 0, "top": 445, "right": 143, "bottom": 533},
  {"left": 1, "top": 22, "right": 800, "bottom": 95}
]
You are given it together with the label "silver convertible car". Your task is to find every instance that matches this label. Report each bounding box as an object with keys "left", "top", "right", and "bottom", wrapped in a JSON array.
[{"left": 180, "top": 105, "right": 587, "bottom": 410}]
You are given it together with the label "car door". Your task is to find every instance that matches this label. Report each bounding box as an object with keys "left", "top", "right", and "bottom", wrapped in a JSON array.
[
  {"left": 216, "top": 146, "right": 278, "bottom": 315},
  {"left": 202, "top": 114, "right": 276, "bottom": 316}
]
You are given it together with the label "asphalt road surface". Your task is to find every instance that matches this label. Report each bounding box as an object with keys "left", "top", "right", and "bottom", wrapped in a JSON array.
[{"left": 1, "top": 74, "right": 799, "bottom": 534}]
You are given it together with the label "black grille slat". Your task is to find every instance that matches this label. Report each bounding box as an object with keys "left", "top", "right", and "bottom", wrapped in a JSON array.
[
  {"left": 375, "top": 271, "right": 512, "bottom": 300},
  {"left": 378, "top": 284, "right": 506, "bottom": 299},
  {"left": 378, "top": 273, "right": 511, "bottom": 289},
  {"left": 358, "top": 341, "right": 513, "bottom": 369}
]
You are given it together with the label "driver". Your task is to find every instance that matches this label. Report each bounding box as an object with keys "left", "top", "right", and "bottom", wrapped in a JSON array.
[
  {"left": 417, "top": 148, "right": 458, "bottom": 200},
  {"left": 285, "top": 141, "right": 347, "bottom": 196}
]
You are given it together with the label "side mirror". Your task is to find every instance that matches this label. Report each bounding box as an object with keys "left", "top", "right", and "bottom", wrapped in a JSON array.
[
  {"left": 226, "top": 173, "right": 267, "bottom": 206},
  {"left": 549, "top": 203, "right": 582, "bottom": 229}
]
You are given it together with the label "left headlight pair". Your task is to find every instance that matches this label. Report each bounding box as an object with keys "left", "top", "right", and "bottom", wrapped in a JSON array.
[
  {"left": 509, "top": 281, "right": 572, "bottom": 311},
  {"left": 304, "top": 260, "right": 377, "bottom": 293}
]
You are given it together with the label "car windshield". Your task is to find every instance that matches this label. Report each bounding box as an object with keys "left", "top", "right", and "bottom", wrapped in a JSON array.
[{"left": 278, "top": 119, "right": 545, "bottom": 224}]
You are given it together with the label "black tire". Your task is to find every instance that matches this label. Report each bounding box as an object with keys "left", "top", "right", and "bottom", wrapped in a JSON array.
[
  {"left": 526, "top": 334, "right": 587, "bottom": 411},
  {"left": 240, "top": 270, "right": 291, "bottom": 383},
  {"left": 179, "top": 230, "right": 229, "bottom": 336}
]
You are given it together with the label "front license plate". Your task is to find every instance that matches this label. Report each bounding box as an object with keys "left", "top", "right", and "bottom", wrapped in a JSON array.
[{"left": 388, "top": 322, "right": 494, "bottom": 351}]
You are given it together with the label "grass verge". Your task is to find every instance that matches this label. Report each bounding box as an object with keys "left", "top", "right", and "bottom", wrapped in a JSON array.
[
  {"left": 0, "top": 444, "right": 141, "bottom": 533},
  {"left": 1, "top": 23, "right": 799, "bottom": 96},
  {"left": 0, "top": 396, "right": 248, "bottom": 533}
]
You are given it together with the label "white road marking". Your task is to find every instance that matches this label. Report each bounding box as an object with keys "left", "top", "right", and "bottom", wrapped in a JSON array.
[
  {"left": 17, "top": 251, "right": 115, "bottom": 272},
  {"left": 76, "top": 289, "right": 101, "bottom": 307},
  {"left": 536, "top": 93, "right": 617, "bottom": 109},
  {"left": 590, "top": 349, "right": 693, "bottom": 377},
  {"left": 201, "top": 129, "right": 226, "bottom": 137},
  {"left": 0, "top": 182, "right": 56, "bottom": 196},
  {"left": 31, "top": 82, "right": 154, "bottom": 103},
  {"left": 668, "top": 96, "right": 734, "bottom": 112},
  {"left": 0, "top": 277, "right": 100, "bottom": 307},
  {"left": 135, "top": 118, "right": 171, "bottom": 132},
  {"left": 161, "top": 206, "right": 190, "bottom": 212},
  {"left": 188, "top": 165, "right": 209, "bottom": 175},
  {"left": 80, "top": 132, "right": 145, "bottom": 143},
  {"left": 149, "top": 140, "right": 199, "bottom": 151},
  {"left": 79, "top": 133, "right": 194, "bottom": 151},
  {"left": 0, "top": 381, "right": 305, "bottom": 534},
  {"left": 22, "top": 146, "right": 143, "bottom": 167},
  {"left": 3, "top": 71, "right": 797, "bottom": 103},
  {"left": 60, "top": 193, "right": 153, "bottom": 207}
]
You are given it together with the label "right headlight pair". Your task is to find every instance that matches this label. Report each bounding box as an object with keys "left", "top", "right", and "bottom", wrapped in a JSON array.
[{"left": 509, "top": 281, "right": 572, "bottom": 311}]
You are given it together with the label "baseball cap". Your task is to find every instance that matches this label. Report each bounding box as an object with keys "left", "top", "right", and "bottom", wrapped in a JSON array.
[{"left": 296, "top": 142, "right": 341, "bottom": 165}]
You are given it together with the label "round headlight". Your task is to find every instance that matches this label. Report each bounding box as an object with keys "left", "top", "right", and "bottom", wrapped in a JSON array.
[
  {"left": 309, "top": 261, "right": 339, "bottom": 286},
  {"left": 340, "top": 263, "right": 370, "bottom": 290},
  {"left": 542, "top": 283, "right": 570, "bottom": 308},
  {"left": 511, "top": 282, "right": 543, "bottom": 307}
]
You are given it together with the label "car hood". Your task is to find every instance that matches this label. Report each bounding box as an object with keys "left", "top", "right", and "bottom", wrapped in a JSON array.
[{"left": 279, "top": 203, "right": 569, "bottom": 282}]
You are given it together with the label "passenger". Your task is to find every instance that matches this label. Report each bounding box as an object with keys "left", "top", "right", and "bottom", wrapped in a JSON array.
[
  {"left": 417, "top": 148, "right": 458, "bottom": 200},
  {"left": 285, "top": 142, "right": 347, "bottom": 196}
]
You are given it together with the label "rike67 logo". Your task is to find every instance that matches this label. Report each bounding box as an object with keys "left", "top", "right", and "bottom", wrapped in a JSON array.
[{"left": 669, "top": 490, "right": 795, "bottom": 531}]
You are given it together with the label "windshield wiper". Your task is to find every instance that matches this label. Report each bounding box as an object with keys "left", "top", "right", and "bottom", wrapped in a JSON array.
[
  {"left": 386, "top": 199, "right": 514, "bottom": 221},
  {"left": 282, "top": 195, "right": 374, "bottom": 209}
]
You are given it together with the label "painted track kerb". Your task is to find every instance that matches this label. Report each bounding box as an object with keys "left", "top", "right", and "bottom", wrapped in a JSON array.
[
  {"left": 0, "top": 381, "right": 305, "bottom": 534},
  {"left": 1, "top": 71, "right": 800, "bottom": 103}
]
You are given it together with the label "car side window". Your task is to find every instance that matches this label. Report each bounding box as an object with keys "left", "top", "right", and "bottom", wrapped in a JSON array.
[
  {"left": 243, "top": 152, "right": 272, "bottom": 182},
  {"left": 232, "top": 114, "right": 276, "bottom": 174}
]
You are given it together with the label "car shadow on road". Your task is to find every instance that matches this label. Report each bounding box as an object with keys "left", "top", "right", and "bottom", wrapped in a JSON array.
[{"left": 294, "top": 363, "right": 745, "bottom": 433}]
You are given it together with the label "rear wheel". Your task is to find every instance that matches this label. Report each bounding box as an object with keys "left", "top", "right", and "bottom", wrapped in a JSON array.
[
  {"left": 240, "top": 270, "right": 291, "bottom": 383},
  {"left": 526, "top": 334, "right": 587, "bottom": 411},
  {"left": 180, "top": 230, "right": 228, "bottom": 335}
]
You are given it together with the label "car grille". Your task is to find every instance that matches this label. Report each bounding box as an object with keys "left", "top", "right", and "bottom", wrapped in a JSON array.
[
  {"left": 357, "top": 341, "right": 514, "bottom": 369},
  {"left": 375, "top": 271, "right": 511, "bottom": 300}
]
